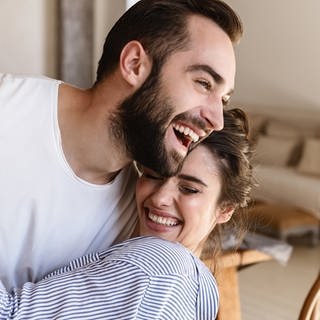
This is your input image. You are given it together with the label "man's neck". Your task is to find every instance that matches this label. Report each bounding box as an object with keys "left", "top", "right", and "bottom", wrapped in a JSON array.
[{"left": 57, "top": 82, "right": 130, "bottom": 184}]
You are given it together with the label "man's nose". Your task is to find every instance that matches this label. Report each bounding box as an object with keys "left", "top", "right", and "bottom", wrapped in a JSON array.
[{"left": 201, "top": 97, "right": 224, "bottom": 131}]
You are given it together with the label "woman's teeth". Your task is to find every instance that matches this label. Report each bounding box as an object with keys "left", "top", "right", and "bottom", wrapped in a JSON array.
[
  {"left": 173, "top": 124, "right": 200, "bottom": 143},
  {"left": 148, "top": 212, "right": 179, "bottom": 226}
]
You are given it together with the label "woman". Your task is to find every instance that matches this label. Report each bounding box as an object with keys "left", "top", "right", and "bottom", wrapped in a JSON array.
[{"left": 0, "top": 109, "right": 252, "bottom": 320}]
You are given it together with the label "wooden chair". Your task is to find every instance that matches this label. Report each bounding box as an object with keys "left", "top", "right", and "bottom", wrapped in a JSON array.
[{"left": 299, "top": 273, "right": 320, "bottom": 320}]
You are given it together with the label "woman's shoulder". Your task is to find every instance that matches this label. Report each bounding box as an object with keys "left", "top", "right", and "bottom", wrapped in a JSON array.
[
  {"left": 108, "top": 237, "right": 219, "bottom": 318},
  {"left": 105, "top": 236, "right": 215, "bottom": 281}
]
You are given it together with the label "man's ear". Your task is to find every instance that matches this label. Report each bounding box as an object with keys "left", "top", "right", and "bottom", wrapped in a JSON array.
[
  {"left": 119, "top": 40, "right": 152, "bottom": 87},
  {"left": 216, "top": 204, "right": 236, "bottom": 224}
]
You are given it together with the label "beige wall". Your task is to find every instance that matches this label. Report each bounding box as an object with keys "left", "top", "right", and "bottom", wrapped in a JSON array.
[
  {"left": 2, "top": 0, "right": 320, "bottom": 121},
  {"left": 0, "top": 0, "right": 126, "bottom": 80},
  {"left": 225, "top": 0, "right": 320, "bottom": 118},
  {"left": 0, "top": 0, "right": 57, "bottom": 77},
  {"left": 93, "top": 0, "right": 126, "bottom": 80}
]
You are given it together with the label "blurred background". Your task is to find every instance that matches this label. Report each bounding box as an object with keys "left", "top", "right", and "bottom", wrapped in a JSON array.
[{"left": 0, "top": 0, "right": 128, "bottom": 87}]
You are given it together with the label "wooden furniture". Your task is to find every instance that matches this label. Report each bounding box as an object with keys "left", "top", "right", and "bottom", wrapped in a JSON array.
[
  {"left": 248, "top": 203, "right": 320, "bottom": 246},
  {"left": 299, "top": 273, "right": 320, "bottom": 320},
  {"left": 203, "top": 249, "right": 272, "bottom": 320}
]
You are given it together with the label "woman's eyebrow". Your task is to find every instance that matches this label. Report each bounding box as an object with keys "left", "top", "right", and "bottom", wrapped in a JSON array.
[{"left": 177, "top": 174, "right": 208, "bottom": 187}]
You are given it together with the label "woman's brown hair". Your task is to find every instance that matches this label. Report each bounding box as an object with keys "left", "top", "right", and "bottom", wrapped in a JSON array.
[{"left": 199, "top": 108, "right": 253, "bottom": 267}]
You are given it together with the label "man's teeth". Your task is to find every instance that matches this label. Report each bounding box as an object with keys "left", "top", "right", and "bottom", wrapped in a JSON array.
[
  {"left": 173, "top": 124, "right": 200, "bottom": 143},
  {"left": 148, "top": 212, "right": 179, "bottom": 226}
]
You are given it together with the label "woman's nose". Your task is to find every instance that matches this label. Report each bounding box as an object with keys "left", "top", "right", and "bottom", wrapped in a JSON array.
[{"left": 149, "top": 182, "right": 175, "bottom": 208}]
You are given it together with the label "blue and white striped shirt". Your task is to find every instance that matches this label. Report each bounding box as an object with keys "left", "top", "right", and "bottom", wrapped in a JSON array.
[{"left": 0, "top": 237, "right": 219, "bottom": 319}]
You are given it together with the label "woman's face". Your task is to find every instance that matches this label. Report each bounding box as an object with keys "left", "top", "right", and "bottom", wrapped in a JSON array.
[{"left": 135, "top": 145, "right": 233, "bottom": 256}]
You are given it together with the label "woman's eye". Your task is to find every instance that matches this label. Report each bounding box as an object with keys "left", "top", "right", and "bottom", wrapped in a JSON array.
[
  {"left": 179, "top": 185, "right": 199, "bottom": 194},
  {"left": 143, "top": 173, "right": 162, "bottom": 180}
]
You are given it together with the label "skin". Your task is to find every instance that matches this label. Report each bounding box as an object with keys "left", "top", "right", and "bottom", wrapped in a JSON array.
[
  {"left": 161, "top": 15, "right": 236, "bottom": 160},
  {"left": 57, "top": 15, "right": 236, "bottom": 184},
  {"left": 135, "top": 145, "right": 235, "bottom": 257}
]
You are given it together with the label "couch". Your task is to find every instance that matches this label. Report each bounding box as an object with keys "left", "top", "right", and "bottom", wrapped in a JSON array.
[{"left": 247, "top": 111, "right": 320, "bottom": 220}]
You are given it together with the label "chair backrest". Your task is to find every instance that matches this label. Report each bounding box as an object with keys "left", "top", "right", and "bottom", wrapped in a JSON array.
[{"left": 298, "top": 273, "right": 320, "bottom": 320}]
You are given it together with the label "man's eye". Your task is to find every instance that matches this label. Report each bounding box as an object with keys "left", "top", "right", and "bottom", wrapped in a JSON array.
[
  {"left": 179, "top": 185, "right": 199, "bottom": 194},
  {"left": 196, "top": 79, "right": 212, "bottom": 91}
]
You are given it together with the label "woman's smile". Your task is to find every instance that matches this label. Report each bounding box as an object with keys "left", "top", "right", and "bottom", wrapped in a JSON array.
[{"left": 136, "top": 144, "right": 224, "bottom": 254}]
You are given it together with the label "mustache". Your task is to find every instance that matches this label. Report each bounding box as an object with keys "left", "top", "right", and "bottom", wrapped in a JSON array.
[{"left": 172, "top": 113, "right": 207, "bottom": 132}]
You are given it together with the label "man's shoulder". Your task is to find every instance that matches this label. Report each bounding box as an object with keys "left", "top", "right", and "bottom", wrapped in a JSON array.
[
  {"left": 0, "top": 73, "right": 60, "bottom": 86},
  {"left": 0, "top": 73, "right": 60, "bottom": 100}
]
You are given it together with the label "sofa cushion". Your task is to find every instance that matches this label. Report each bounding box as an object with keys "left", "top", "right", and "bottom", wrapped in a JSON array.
[
  {"left": 298, "top": 138, "right": 320, "bottom": 176},
  {"left": 252, "top": 165, "right": 320, "bottom": 219},
  {"left": 254, "top": 135, "right": 300, "bottom": 166},
  {"left": 265, "top": 120, "right": 302, "bottom": 138}
]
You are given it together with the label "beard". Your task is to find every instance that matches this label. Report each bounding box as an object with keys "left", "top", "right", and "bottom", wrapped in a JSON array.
[{"left": 111, "top": 66, "right": 184, "bottom": 177}]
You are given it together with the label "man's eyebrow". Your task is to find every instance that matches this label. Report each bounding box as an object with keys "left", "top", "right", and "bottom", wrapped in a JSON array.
[
  {"left": 177, "top": 174, "right": 208, "bottom": 187},
  {"left": 187, "top": 64, "right": 234, "bottom": 96},
  {"left": 186, "top": 64, "right": 224, "bottom": 84}
]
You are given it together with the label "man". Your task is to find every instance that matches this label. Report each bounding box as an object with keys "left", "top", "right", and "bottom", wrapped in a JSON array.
[{"left": 0, "top": 0, "right": 242, "bottom": 290}]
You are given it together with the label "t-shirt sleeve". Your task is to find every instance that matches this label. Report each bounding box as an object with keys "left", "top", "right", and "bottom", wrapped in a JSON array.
[
  {"left": 0, "top": 261, "right": 150, "bottom": 319},
  {"left": 136, "top": 274, "right": 199, "bottom": 320},
  {"left": 196, "top": 266, "right": 219, "bottom": 320},
  {"left": 135, "top": 269, "right": 219, "bottom": 320}
]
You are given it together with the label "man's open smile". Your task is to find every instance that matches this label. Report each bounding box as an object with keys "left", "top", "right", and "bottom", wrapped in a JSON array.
[
  {"left": 173, "top": 123, "right": 201, "bottom": 144},
  {"left": 170, "top": 120, "right": 210, "bottom": 155}
]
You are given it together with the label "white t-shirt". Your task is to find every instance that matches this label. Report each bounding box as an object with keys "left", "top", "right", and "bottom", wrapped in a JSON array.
[{"left": 0, "top": 73, "right": 138, "bottom": 290}]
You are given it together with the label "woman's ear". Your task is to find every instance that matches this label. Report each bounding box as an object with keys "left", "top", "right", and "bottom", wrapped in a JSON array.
[
  {"left": 216, "top": 204, "right": 236, "bottom": 224},
  {"left": 119, "top": 40, "right": 152, "bottom": 87}
]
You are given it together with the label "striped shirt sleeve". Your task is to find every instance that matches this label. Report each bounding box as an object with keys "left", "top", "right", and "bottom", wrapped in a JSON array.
[{"left": 0, "top": 237, "right": 219, "bottom": 319}]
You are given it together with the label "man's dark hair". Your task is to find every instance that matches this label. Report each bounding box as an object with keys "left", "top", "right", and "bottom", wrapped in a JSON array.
[{"left": 95, "top": 0, "right": 243, "bottom": 83}]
